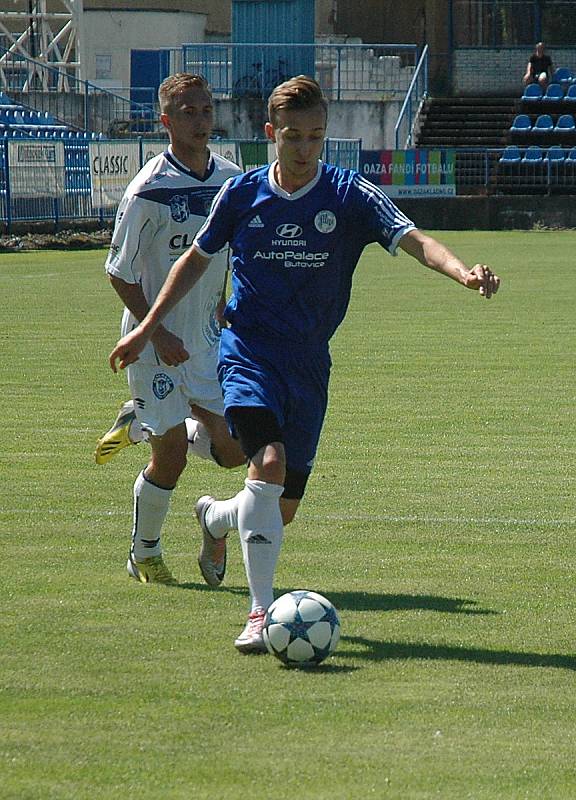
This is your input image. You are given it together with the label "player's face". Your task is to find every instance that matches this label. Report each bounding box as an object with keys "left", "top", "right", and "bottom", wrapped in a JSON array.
[
  {"left": 161, "top": 86, "right": 214, "bottom": 155},
  {"left": 265, "top": 104, "right": 327, "bottom": 192}
]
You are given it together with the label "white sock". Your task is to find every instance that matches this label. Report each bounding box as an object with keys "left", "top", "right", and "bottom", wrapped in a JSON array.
[
  {"left": 204, "top": 495, "right": 240, "bottom": 538},
  {"left": 131, "top": 470, "right": 172, "bottom": 560},
  {"left": 185, "top": 418, "right": 217, "bottom": 463},
  {"left": 237, "top": 479, "right": 284, "bottom": 612}
]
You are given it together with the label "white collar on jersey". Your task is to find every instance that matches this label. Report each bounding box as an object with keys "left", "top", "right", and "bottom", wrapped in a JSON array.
[{"left": 267, "top": 160, "right": 323, "bottom": 200}]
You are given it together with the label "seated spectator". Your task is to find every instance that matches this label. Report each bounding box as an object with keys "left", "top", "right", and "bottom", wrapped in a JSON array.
[{"left": 523, "top": 42, "right": 553, "bottom": 89}]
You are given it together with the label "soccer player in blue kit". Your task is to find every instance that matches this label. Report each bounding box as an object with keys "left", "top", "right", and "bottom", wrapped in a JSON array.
[{"left": 109, "top": 76, "right": 501, "bottom": 653}]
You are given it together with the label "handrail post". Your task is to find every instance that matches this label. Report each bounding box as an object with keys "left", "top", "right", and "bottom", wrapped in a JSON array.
[
  {"left": 3, "top": 138, "right": 12, "bottom": 235},
  {"left": 84, "top": 81, "right": 89, "bottom": 131}
]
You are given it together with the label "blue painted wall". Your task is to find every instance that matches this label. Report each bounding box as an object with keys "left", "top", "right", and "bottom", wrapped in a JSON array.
[{"left": 232, "top": 0, "right": 315, "bottom": 97}]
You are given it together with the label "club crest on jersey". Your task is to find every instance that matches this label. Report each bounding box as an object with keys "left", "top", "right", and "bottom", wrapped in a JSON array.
[
  {"left": 202, "top": 295, "right": 222, "bottom": 346},
  {"left": 170, "top": 194, "right": 190, "bottom": 223},
  {"left": 314, "top": 210, "right": 337, "bottom": 233},
  {"left": 152, "top": 373, "right": 175, "bottom": 400}
]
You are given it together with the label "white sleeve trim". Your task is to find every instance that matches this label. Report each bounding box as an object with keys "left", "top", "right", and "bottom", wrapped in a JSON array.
[
  {"left": 193, "top": 242, "right": 215, "bottom": 259},
  {"left": 389, "top": 224, "right": 417, "bottom": 256}
]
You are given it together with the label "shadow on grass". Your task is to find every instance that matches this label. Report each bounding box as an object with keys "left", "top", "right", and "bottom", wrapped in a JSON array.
[
  {"left": 175, "top": 585, "right": 497, "bottom": 618},
  {"left": 278, "top": 662, "right": 359, "bottom": 674},
  {"left": 176, "top": 581, "right": 248, "bottom": 595},
  {"left": 340, "top": 635, "right": 576, "bottom": 671},
  {"left": 283, "top": 590, "right": 498, "bottom": 616}
]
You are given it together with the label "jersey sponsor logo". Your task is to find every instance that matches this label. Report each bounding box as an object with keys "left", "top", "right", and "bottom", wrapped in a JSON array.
[
  {"left": 169, "top": 233, "right": 195, "bottom": 250},
  {"left": 314, "top": 210, "right": 337, "bottom": 234},
  {"left": 170, "top": 194, "right": 190, "bottom": 223},
  {"left": 248, "top": 215, "right": 264, "bottom": 228},
  {"left": 276, "top": 223, "right": 303, "bottom": 238},
  {"left": 254, "top": 249, "right": 328, "bottom": 269},
  {"left": 152, "top": 373, "right": 175, "bottom": 400}
]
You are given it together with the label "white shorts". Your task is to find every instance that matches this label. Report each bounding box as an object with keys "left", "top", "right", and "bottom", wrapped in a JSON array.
[{"left": 126, "top": 349, "right": 224, "bottom": 437}]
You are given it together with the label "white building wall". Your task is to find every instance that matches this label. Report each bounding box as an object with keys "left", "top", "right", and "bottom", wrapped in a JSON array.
[
  {"left": 453, "top": 47, "right": 576, "bottom": 96},
  {"left": 83, "top": 10, "right": 206, "bottom": 92},
  {"left": 213, "top": 99, "right": 402, "bottom": 149}
]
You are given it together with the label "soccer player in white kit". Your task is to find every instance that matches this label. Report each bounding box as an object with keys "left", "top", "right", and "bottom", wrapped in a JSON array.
[{"left": 104, "top": 73, "right": 246, "bottom": 585}]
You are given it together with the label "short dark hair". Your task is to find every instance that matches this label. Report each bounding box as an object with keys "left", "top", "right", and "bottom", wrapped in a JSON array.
[
  {"left": 267, "top": 75, "right": 328, "bottom": 126},
  {"left": 158, "top": 73, "right": 211, "bottom": 114}
]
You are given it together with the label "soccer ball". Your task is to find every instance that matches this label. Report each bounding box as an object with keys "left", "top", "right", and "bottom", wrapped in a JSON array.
[{"left": 263, "top": 590, "right": 340, "bottom": 666}]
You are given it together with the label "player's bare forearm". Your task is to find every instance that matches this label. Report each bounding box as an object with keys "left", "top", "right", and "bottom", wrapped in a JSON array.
[
  {"left": 399, "top": 229, "right": 500, "bottom": 299},
  {"left": 108, "top": 247, "right": 211, "bottom": 372},
  {"left": 109, "top": 275, "right": 151, "bottom": 322}
]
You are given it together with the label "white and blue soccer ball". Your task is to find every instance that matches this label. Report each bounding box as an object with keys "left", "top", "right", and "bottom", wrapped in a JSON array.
[{"left": 263, "top": 590, "right": 340, "bottom": 666}]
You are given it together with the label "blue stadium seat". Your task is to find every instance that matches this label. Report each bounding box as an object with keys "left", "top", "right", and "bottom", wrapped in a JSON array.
[
  {"left": 554, "top": 114, "right": 576, "bottom": 133},
  {"left": 563, "top": 84, "right": 576, "bottom": 104},
  {"left": 510, "top": 114, "right": 532, "bottom": 133},
  {"left": 542, "top": 83, "right": 564, "bottom": 103},
  {"left": 552, "top": 67, "right": 573, "bottom": 86},
  {"left": 521, "top": 145, "right": 543, "bottom": 163},
  {"left": 544, "top": 146, "right": 565, "bottom": 162},
  {"left": 522, "top": 83, "right": 543, "bottom": 102},
  {"left": 565, "top": 146, "right": 576, "bottom": 162},
  {"left": 499, "top": 145, "right": 521, "bottom": 163},
  {"left": 532, "top": 114, "right": 554, "bottom": 133}
]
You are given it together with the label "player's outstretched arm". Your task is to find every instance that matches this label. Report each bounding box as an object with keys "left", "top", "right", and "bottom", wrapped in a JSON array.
[
  {"left": 399, "top": 229, "right": 500, "bottom": 299},
  {"left": 109, "top": 246, "right": 212, "bottom": 372}
]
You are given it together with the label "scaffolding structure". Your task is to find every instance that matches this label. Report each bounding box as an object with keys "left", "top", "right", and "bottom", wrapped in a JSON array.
[{"left": 0, "top": 0, "right": 84, "bottom": 92}]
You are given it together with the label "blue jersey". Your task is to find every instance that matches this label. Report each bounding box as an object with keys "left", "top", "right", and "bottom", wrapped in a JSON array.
[{"left": 194, "top": 160, "right": 416, "bottom": 349}]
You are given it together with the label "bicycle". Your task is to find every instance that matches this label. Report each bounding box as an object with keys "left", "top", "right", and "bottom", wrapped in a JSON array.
[{"left": 232, "top": 59, "right": 290, "bottom": 99}]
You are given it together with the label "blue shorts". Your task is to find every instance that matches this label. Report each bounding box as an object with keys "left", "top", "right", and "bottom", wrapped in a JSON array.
[{"left": 218, "top": 327, "right": 331, "bottom": 475}]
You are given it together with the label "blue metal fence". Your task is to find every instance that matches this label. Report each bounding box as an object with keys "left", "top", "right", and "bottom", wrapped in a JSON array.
[
  {"left": 4, "top": 138, "right": 575, "bottom": 233},
  {"left": 0, "top": 136, "right": 361, "bottom": 231},
  {"left": 182, "top": 43, "right": 422, "bottom": 102}
]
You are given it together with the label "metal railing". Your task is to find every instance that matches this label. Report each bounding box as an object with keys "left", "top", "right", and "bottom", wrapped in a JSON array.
[
  {"left": 181, "top": 42, "right": 420, "bottom": 101},
  {"left": 1, "top": 41, "right": 424, "bottom": 141},
  {"left": 3, "top": 140, "right": 576, "bottom": 231},
  {"left": 0, "top": 135, "right": 361, "bottom": 231},
  {"left": 0, "top": 45, "right": 160, "bottom": 136},
  {"left": 394, "top": 45, "right": 429, "bottom": 149},
  {"left": 451, "top": 0, "right": 576, "bottom": 48}
]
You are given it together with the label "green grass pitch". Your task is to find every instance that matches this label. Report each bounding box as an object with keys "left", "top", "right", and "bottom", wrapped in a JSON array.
[{"left": 1, "top": 230, "right": 575, "bottom": 799}]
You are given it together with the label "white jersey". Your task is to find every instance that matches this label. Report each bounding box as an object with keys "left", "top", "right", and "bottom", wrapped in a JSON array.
[{"left": 105, "top": 147, "right": 242, "bottom": 362}]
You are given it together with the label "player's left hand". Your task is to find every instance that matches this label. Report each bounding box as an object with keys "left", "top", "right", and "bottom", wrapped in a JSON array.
[
  {"left": 109, "top": 327, "right": 150, "bottom": 372},
  {"left": 464, "top": 264, "right": 500, "bottom": 299}
]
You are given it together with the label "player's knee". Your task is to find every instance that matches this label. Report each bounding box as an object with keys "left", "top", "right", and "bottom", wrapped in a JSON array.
[
  {"left": 210, "top": 439, "right": 247, "bottom": 469},
  {"left": 252, "top": 444, "right": 286, "bottom": 485}
]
